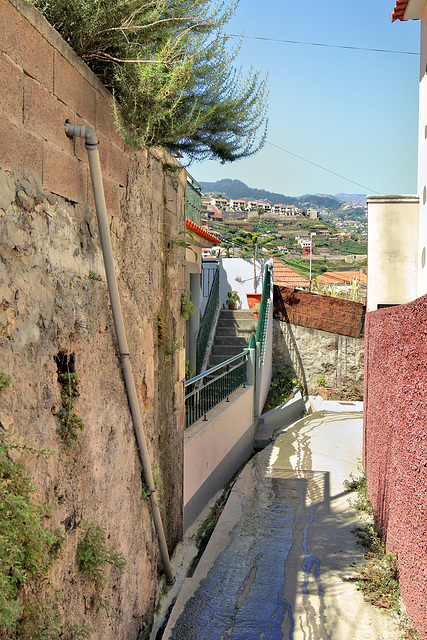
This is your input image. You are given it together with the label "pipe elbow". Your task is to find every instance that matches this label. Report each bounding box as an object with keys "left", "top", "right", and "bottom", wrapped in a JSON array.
[{"left": 64, "top": 121, "right": 99, "bottom": 147}]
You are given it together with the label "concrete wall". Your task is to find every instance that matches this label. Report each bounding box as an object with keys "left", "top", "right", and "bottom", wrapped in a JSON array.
[
  {"left": 366, "top": 195, "right": 419, "bottom": 311},
  {"left": 218, "top": 257, "right": 273, "bottom": 309},
  {"left": 364, "top": 297, "right": 427, "bottom": 639},
  {"left": 183, "top": 385, "right": 254, "bottom": 529},
  {"left": 0, "top": 1, "right": 186, "bottom": 637}
]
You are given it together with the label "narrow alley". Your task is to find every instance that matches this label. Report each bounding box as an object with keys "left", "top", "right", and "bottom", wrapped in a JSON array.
[{"left": 163, "top": 402, "right": 405, "bottom": 640}]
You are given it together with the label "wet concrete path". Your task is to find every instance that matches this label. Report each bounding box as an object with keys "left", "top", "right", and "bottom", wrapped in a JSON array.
[{"left": 164, "top": 403, "right": 404, "bottom": 639}]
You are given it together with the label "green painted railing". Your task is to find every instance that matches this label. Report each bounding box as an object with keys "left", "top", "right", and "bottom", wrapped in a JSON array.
[
  {"left": 255, "top": 264, "right": 272, "bottom": 362},
  {"left": 196, "top": 265, "right": 219, "bottom": 374},
  {"left": 185, "top": 351, "right": 249, "bottom": 429}
]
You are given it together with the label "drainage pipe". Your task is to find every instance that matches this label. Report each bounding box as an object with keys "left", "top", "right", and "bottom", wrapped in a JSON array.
[{"left": 65, "top": 122, "right": 174, "bottom": 585}]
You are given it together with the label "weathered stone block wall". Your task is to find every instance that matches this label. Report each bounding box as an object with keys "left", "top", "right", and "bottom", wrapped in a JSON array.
[
  {"left": 364, "top": 298, "right": 427, "bottom": 639},
  {"left": 0, "top": 0, "right": 186, "bottom": 637},
  {"left": 273, "top": 287, "right": 364, "bottom": 398},
  {"left": 273, "top": 320, "right": 364, "bottom": 399}
]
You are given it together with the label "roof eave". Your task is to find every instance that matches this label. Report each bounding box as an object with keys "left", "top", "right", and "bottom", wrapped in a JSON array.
[{"left": 391, "top": 0, "right": 423, "bottom": 21}]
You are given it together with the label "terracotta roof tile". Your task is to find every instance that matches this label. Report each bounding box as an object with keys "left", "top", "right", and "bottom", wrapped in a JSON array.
[
  {"left": 317, "top": 271, "right": 367, "bottom": 285},
  {"left": 273, "top": 258, "right": 310, "bottom": 289},
  {"left": 186, "top": 218, "right": 221, "bottom": 244},
  {"left": 391, "top": 0, "right": 410, "bottom": 21}
]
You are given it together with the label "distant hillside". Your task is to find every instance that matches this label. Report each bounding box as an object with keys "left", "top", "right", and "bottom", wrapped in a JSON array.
[
  {"left": 199, "top": 179, "right": 342, "bottom": 210},
  {"left": 334, "top": 193, "right": 367, "bottom": 206}
]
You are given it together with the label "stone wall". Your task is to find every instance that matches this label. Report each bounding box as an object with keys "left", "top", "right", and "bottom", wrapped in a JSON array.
[
  {"left": 273, "top": 320, "right": 364, "bottom": 399},
  {"left": 273, "top": 287, "right": 364, "bottom": 399},
  {"left": 0, "top": 0, "right": 186, "bottom": 637},
  {"left": 364, "top": 298, "right": 427, "bottom": 639}
]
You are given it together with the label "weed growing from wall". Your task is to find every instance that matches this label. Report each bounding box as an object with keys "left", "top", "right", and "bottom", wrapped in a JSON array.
[
  {"left": 76, "top": 522, "right": 126, "bottom": 613},
  {"left": 0, "top": 433, "right": 67, "bottom": 639},
  {"left": 164, "top": 340, "right": 180, "bottom": 363},
  {"left": 264, "top": 365, "right": 301, "bottom": 412},
  {"left": 57, "top": 371, "right": 85, "bottom": 449},
  {"left": 157, "top": 313, "right": 166, "bottom": 346},
  {"left": 87, "top": 270, "right": 102, "bottom": 281},
  {"left": 141, "top": 463, "right": 164, "bottom": 510},
  {"left": 0, "top": 371, "right": 11, "bottom": 390},
  {"left": 345, "top": 470, "right": 419, "bottom": 638},
  {"left": 180, "top": 284, "right": 195, "bottom": 320}
]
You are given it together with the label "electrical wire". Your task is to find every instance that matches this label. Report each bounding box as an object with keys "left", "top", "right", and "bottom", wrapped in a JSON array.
[
  {"left": 225, "top": 33, "right": 418, "bottom": 56},
  {"left": 265, "top": 141, "right": 380, "bottom": 194}
]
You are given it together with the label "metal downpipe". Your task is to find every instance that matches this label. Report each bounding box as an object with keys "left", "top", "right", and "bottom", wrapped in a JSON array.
[{"left": 65, "top": 122, "right": 174, "bottom": 585}]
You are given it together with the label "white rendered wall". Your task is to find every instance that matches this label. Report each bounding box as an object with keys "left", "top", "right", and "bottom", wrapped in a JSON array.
[
  {"left": 366, "top": 195, "right": 419, "bottom": 311},
  {"left": 217, "top": 257, "right": 273, "bottom": 309}
]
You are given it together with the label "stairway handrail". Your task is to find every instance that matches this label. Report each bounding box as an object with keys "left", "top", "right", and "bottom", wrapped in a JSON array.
[{"left": 255, "top": 263, "right": 272, "bottom": 361}]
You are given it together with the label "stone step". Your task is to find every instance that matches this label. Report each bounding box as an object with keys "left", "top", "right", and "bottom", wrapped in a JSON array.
[
  {"left": 211, "top": 344, "right": 245, "bottom": 357},
  {"left": 219, "top": 309, "right": 255, "bottom": 321},
  {"left": 217, "top": 318, "right": 257, "bottom": 329},
  {"left": 208, "top": 354, "right": 233, "bottom": 367},
  {"left": 213, "top": 336, "right": 248, "bottom": 347}
]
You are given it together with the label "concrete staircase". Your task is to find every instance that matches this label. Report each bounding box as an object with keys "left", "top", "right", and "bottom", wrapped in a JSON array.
[{"left": 208, "top": 309, "right": 257, "bottom": 368}]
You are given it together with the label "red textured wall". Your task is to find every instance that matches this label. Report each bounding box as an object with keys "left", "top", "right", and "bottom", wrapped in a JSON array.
[{"left": 364, "top": 295, "right": 427, "bottom": 639}]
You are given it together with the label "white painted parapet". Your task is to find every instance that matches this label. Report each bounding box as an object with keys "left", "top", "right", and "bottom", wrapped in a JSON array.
[{"left": 366, "top": 195, "right": 419, "bottom": 312}]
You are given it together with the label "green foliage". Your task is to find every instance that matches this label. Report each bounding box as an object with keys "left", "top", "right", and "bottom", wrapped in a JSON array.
[
  {"left": 30, "top": 0, "right": 268, "bottom": 163},
  {"left": 0, "top": 321, "right": 9, "bottom": 338},
  {"left": 157, "top": 313, "right": 166, "bottom": 346},
  {"left": 165, "top": 340, "right": 180, "bottom": 363},
  {"left": 316, "top": 374, "right": 325, "bottom": 387},
  {"left": 180, "top": 285, "right": 195, "bottom": 320},
  {"left": 57, "top": 372, "right": 85, "bottom": 450},
  {"left": 264, "top": 365, "right": 301, "bottom": 412},
  {"left": 62, "top": 623, "right": 92, "bottom": 640},
  {"left": 76, "top": 522, "right": 126, "bottom": 612},
  {"left": 344, "top": 467, "right": 419, "bottom": 635},
  {"left": 0, "top": 434, "right": 65, "bottom": 639},
  {"left": 87, "top": 270, "right": 102, "bottom": 281},
  {"left": 141, "top": 463, "right": 164, "bottom": 509},
  {"left": 169, "top": 231, "right": 198, "bottom": 261},
  {"left": 226, "top": 290, "right": 240, "bottom": 307},
  {"left": 344, "top": 468, "right": 372, "bottom": 513},
  {"left": 0, "top": 372, "right": 11, "bottom": 391},
  {"left": 340, "top": 239, "right": 367, "bottom": 254}
]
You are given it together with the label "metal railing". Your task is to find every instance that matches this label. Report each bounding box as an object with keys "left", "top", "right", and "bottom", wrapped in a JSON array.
[
  {"left": 186, "top": 173, "right": 202, "bottom": 227},
  {"left": 185, "top": 350, "right": 249, "bottom": 429},
  {"left": 196, "top": 265, "right": 219, "bottom": 374},
  {"left": 255, "top": 263, "right": 272, "bottom": 362}
]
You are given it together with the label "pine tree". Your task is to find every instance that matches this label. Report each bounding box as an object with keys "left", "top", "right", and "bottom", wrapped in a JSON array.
[{"left": 30, "top": 0, "right": 268, "bottom": 163}]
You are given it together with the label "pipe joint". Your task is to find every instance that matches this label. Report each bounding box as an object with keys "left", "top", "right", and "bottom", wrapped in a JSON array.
[{"left": 64, "top": 121, "right": 99, "bottom": 148}]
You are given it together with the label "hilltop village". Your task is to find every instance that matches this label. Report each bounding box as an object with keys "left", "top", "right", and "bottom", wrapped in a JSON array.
[{"left": 199, "top": 189, "right": 368, "bottom": 285}]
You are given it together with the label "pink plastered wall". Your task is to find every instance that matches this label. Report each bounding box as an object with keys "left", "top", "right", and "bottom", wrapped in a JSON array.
[{"left": 364, "top": 295, "right": 427, "bottom": 639}]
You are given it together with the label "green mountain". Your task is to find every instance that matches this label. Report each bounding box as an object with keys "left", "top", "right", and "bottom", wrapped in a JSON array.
[{"left": 199, "top": 179, "right": 342, "bottom": 210}]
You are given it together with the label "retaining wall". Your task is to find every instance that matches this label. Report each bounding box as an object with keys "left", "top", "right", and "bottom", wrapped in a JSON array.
[
  {"left": 364, "top": 297, "right": 427, "bottom": 639},
  {"left": 0, "top": 0, "right": 186, "bottom": 637},
  {"left": 273, "top": 287, "right": 364, "bottom": 398}
]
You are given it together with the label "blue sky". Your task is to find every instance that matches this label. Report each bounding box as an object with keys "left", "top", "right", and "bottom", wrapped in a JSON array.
[{"left": 190, "top": 0, "right": 421, "bottom": 197}]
